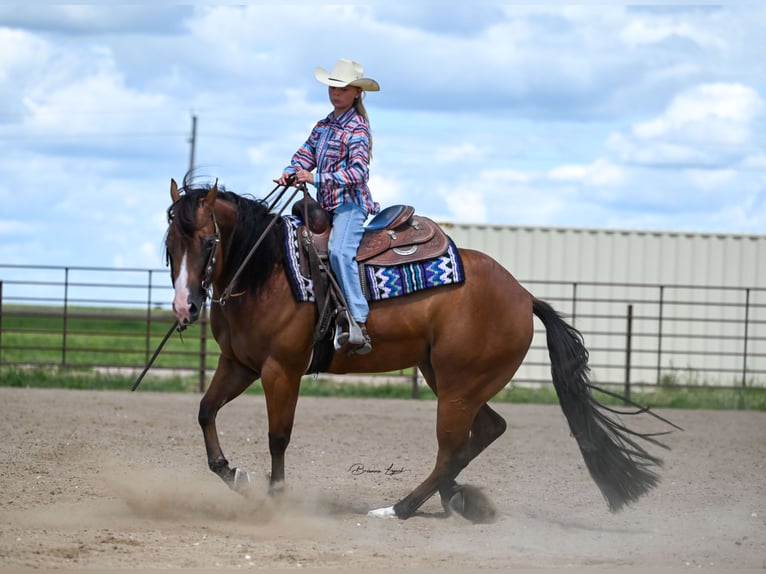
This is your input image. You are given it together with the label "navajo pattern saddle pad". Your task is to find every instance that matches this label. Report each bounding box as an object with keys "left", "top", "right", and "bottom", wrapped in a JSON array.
[{"left": 282, "top": 215, "right": 466, "bottom": 303}]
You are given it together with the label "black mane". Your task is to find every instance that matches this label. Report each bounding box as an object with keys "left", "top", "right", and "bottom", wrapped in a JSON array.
[{"left": 167, "top": 183, "right": 286, "bottom": 295}]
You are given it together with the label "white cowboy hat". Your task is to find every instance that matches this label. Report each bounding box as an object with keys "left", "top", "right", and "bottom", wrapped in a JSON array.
[{"left": 314, "top": 58, "right": 380, "bottom": 92}]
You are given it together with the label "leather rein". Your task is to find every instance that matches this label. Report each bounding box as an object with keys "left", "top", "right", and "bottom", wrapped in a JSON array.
[
  {"left": 207, "top": 181, "right": 305, "bottom": 305},
  {"left": 133, "top": 181, "right": 304, "bottom": 392}
]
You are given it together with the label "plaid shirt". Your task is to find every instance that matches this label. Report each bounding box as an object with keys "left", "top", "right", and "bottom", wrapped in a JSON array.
[{"left": 284, "top": 107, "right": 380, "bottom": 215}]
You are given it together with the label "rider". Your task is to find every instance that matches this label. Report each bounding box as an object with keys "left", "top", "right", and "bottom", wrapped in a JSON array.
[{"left": 276, "top": 58, "right": 380, "bottom": 355}]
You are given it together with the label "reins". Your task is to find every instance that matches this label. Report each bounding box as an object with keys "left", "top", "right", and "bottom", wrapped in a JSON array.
[
  {"left": 132, "top": 179, "right": 306, "bottom": 391},
  {"left": 131, "top": 319, "right": 182, "bottom": 391},
  {"left": 216, "top": 181, "right": 305, "bottom": 305}
]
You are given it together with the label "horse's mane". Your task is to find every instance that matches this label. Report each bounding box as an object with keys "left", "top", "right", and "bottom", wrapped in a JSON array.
[{"left": 167, "top": 182, "right": 285, "bottom": 296}]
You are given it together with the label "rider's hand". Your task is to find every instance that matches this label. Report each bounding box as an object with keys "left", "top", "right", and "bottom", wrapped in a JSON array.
[
  {"left": 274, "top": 172, "right": 294, "bottom": 186},
  {"left": 293, "top": 168, "right": 315, "bottom": 186}
]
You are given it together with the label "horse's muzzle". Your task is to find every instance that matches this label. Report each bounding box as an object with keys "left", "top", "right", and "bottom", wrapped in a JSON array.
[
  {"left": 187, "top": 299, "right": 202, "bottom": 324},
  {"left": 173, "top": 297, "right": 202, "bottom": 326}
]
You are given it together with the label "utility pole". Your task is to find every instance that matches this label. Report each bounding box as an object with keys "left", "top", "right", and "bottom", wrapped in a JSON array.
[
  {"left": 186, "top": 112, "right": 208, "bottom": 391},
  {"left": 188, "top": 114, "right": 197, "bottom": 175}
]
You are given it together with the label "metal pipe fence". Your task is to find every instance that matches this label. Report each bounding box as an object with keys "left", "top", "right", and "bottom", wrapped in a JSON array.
[{"left": 1, "top": 263, "right": 764, "bottom": 393}]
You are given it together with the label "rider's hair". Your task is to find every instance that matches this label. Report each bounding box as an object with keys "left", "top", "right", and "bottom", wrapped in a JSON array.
[{"left": 354, "top": 93, "right": 372, "bottom": 159}]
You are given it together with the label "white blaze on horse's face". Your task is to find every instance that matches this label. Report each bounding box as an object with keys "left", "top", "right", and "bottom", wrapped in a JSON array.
[{"left": 172, "top": 251, "right": 192, "bottom": 324}]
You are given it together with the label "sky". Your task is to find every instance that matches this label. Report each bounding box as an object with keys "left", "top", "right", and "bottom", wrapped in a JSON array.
[{"left": 1, "top": 2, "right": 765, "bottom": 272}]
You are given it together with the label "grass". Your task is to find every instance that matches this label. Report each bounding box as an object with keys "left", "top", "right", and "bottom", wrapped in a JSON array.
[
  {"left": 0, "top": 305, "right": 214, "bottom": 369},
  {"left": 1, "top": 366, "right": 764, "bottom": 411},
  {"left": 2, "top": 304, "right": 765, "bottom": 411}
]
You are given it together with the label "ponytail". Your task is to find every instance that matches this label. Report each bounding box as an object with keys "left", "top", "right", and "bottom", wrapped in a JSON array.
[{"left": 354, "top": 94, "right": 373, "bottom": 159}]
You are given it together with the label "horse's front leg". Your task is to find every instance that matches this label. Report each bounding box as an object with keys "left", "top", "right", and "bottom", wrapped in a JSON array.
[
  {"left": 260, "top": 362, "right": 302, "bottom": 494},
  {"left": 198, "top": 356, "right": 256, "bottom": 493}
]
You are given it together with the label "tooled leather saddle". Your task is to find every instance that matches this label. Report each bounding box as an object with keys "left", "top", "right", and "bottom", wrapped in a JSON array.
[
  {"left": 292, "top": 197, "right": 450, "bottom": 268},
  {"left": 291, "top": 195, "right": 450, "bottom": 344},
  {"left": 291, "top": 195, "right": 453, "bottom": 372}
]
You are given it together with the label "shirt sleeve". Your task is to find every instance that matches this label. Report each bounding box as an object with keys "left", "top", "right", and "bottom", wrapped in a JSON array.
[
  {"left": 316, "top": 122, "right": 370, "bottom": 190},
  {"left": 284, "top": 126, "right": 320, "bottom": 174}
]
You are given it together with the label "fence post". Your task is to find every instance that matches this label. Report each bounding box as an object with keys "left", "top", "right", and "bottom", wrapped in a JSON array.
[
  {"left": 62, "top": 267, "right": 69, "bottom": 367},
  {"left": 0, "top": 281, "right": 3, "bottom": 364},
  {"left": 199, "top": 303, "right": 208, "bottom": 393},
  {"left": 411, "top": 368, "right": 419, "bottom": 399},
  {"left": 571, "top": 282, "right": 578, "bottom": 325},
  {"left": 145, "top": 270, "right": 153, "bottom": 364},
  {"left": 742, "top": 288, "right": 751, "bottom": 392},
  {"left": 624, "top": 304, "right": 633, "bottom": 404},
  {"left": 656, "top": 285, "right": 664, "bottom": 386}
]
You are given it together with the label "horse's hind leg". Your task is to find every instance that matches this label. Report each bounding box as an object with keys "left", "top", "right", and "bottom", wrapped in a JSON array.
[
  {"left": 368, "top": 361, "right": 508, "bottom": 522},
  {"left": 438, "top": 403, "right": 507, "bottom": 520},
  {"left": 198, "top": 358, "right": 256, "bottom": 493},
  {"left": 416, "top": 365, "right": 508, "bottom": 514},
  {"left": 367, "top": 388, "right": 484, "bottom": 520},
  {"left": 392, "top": 395, "right": 480, "bottom": 519}
]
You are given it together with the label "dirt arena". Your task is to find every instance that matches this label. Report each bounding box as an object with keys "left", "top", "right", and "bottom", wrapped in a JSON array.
[{"left": 0, "top": 386, "right": 763, "bottom": 571}]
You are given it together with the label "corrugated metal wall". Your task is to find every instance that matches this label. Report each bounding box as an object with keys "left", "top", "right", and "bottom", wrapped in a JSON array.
[
  {"left": 441, "top": 223, "right": 766, "bottom": 286},
  {"left": 440, "top": 223, "right": 766, "bottom": 387}
]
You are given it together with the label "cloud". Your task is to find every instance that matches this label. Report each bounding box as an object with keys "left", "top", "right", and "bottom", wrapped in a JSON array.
[
  {"left": 0, "top": 6, "right": 191, "bottom": 35},
  {"left": 368, "top": 173, "right": 405, "bottom": 207},
  {"left": 0, "top": 220, "right": 40, "bottom": 236},
  {"left": 684, "top": 168, "right": 737, "bottom": 191},
  {"left": 633, "top": 83, "right": 763, "bottom": 142},
  {"left": 21, "top": 66, "right": 167, "bottom": 136},
  {"left": 441, "top": 186, "right": 489, "bottom": 223},
  {"left": 0, "top": 28, "right": 50, "bottom": 119},
  {"left": 0, "top": 2, "right": 765, "bottom": 272},
  {"left": 434, "top": 143, "right": 486, "bottom": 164},
  {"left": 548, "top": 159, "right": 625, "bottom": 187},
  {"left": 371, "top": 3, "right": 504, "bottom": 36},
  {"left": 619, "top": 10, "right": 726, "bottom": 50},
  {"left": 609, "top": 82, "right": 764, "bottom": 168}
]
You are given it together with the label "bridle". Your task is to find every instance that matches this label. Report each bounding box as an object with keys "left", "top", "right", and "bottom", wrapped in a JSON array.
[
  {"left": 134, "top": 180, "right": 306, "bottom": 392},
  {"left": 200, "top": 204, "right": 221, "bottom": 300}
]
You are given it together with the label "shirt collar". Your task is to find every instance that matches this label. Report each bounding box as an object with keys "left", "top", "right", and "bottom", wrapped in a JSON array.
[{"left": 327, "top": 107, "right": 357, "bottom": 125}]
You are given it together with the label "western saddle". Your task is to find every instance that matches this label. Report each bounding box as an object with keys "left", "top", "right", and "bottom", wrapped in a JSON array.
[{"left": 291, "top": 195, "right": 451, "bottom": 346}]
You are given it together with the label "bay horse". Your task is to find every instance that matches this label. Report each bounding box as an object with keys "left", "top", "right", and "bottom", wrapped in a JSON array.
[{"left": 164, "top": 178, "right": 673, "bottom": 522}]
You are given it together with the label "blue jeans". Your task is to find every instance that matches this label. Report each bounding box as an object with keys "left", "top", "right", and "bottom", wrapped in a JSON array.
[{"left": 328, "top": 203, "right": 368, "bottom": 323}]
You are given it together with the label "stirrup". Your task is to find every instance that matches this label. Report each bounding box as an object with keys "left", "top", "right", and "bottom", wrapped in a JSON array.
[{"left": 334, "top": 314, "right": 372, "bottom": 356}]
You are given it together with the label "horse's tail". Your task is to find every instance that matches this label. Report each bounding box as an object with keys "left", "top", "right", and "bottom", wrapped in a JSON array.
[{"left": 532, "top": 296, "right": 673, "bottom": 512}]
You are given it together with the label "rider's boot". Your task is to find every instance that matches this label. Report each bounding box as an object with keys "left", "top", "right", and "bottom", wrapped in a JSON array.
[{"left": 334, "top": 311, "right": 372, "bottom": 355}]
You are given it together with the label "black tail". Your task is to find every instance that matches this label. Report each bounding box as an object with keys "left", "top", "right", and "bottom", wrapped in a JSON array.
[{"left": 532, "top": 297, "right": 675, "bottom": 512}]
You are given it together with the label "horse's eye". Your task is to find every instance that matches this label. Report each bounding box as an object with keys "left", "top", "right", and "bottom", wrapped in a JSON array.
[{"left": 203, "top": 235, "right": 219, "bottom": 251}]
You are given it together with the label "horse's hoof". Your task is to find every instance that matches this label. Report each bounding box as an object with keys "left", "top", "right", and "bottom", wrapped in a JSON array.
[
  {"left": 268, "top": 480, "right": 286, "bottom": 497},
  {"left": 449, "top": 484, "right": 498, "bottom": 524},
  {"left": 367, "top": 505, "right": 397, "bottom": 519},
  {"left": 232, "top": 467, "right": 252, "bottom": 494}
]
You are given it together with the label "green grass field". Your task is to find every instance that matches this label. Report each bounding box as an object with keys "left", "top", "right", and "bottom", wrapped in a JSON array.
[
  {"left": 1, "top": 305, "right": 764, "bottom": 410},
  {"left": 1, "top": 365, "right": 764, "bottom": 411},
  {"left": 0, "top": 305, "right": 214, "bottom": 369}
]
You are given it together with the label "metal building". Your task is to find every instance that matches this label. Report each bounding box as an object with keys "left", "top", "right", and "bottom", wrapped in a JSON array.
[{"left": 441, "top": 222, "right": 766, "bottom": 388}]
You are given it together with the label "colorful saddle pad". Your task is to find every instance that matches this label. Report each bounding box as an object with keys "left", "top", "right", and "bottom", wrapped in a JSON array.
[{"left": 282, "top": 216, "right": 465, "bottom": 303}]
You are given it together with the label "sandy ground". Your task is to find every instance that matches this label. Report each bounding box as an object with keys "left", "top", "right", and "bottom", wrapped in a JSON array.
[{"left": 0, "top": 386, "right": 764, "bottom": 571}]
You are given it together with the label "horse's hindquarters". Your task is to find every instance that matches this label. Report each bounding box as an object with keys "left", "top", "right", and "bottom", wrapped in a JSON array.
[{"left": 329, "top": 249, "right": 534, "bottom": 385}]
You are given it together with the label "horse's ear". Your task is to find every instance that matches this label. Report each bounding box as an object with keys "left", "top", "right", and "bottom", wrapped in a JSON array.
[
  {"left": 205, "top": 179, "right": 219, "bottom": 207},
  {"left": 170, "top": 179, "right": 180, "bottom": 202}
]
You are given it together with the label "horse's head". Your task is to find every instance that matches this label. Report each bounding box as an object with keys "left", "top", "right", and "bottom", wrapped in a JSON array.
[{"left": 165, "top": 178, "right": 222, "bottom": 326}]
